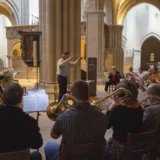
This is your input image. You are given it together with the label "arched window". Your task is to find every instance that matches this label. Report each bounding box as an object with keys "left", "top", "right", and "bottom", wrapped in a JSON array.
[{"left": 150, "top": 53, "right": 155, "bottom": 62}]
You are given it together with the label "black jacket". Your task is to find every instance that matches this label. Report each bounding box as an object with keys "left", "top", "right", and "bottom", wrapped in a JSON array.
[
  {"left": 0, "top": 106, "right": 43, "bottom": 152},
  {"left": 108, "top": 71, "right": 121, "bottom": 82}
]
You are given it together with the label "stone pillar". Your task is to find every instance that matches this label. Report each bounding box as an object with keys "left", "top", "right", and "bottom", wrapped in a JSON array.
[
  {"left": 105, "top": 25, "right": 124, "bottom": 73},
  {"left": 85, "top": 10, "right": 105, "bottom": 84},
  {"left": 39, "top": 0, "right": 81, "bottom": 93}
]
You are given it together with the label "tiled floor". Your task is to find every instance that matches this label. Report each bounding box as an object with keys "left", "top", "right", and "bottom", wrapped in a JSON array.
[{"left": 17, "top": 79, "right": 147, "bottom": 159}]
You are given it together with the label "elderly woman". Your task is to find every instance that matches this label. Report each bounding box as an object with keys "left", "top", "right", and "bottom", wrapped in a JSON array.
[{"left": 105, "top": 80, "right": 143, "bottom": 160}]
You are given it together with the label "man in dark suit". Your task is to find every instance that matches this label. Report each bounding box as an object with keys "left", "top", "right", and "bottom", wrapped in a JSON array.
[{"left": 105, "top": 66, "right": 121, "bottom": 92}]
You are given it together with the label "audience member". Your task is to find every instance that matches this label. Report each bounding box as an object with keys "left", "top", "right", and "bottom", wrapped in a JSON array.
[
  {"left": 105, "top": 66, "right": 121, "bottom": 92},
  {"left": 0, "top": 82, "right": 43, "bottom": 160},
  {"left": 45, "top": 80, "right": 108, "bottom": 160},
  {"left": 105, "top": 80, "right": 143, "bottom": 160}
]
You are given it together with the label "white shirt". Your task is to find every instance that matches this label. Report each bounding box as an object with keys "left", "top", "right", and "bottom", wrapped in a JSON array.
[{"left": 57, "top": 58, "right": 73, "bottom": 77}]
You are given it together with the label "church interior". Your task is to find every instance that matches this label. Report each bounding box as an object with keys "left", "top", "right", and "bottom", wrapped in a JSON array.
[{"left": 0, "top": 0, "right": 160, "bottom": 159}]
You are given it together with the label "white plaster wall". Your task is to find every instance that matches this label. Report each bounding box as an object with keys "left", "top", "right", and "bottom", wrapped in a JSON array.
[
  {"left": 29, "top": 0, "right": 39, "bottom": 24},
  {"left": 81, "top": 0, "right": 87, "bottom": 21},
  {"left": 123, "top": 3, "right": 160, "bottom": 70},
  {"left": 5, "top": 0, "right": 29, "bottom": 25},
  {"left": 0, "top": 15, "right": 11, "bottom": 67}
]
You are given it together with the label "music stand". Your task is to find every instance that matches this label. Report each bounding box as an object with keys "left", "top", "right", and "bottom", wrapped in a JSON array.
[{"left": 86, "top": 80, "right": 96, "bottom": 97}]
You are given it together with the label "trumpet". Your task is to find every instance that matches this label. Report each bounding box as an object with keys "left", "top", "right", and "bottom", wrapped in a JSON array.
[
  {"left": 91, "top": 88, "right": 133, "bottom": 110},
  {"left": 46, "top": 94, "right": 79, "bottom": 121}
]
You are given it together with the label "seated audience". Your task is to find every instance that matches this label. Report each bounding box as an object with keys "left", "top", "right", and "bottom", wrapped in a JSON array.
[
  {"left": 0, "top": 82, "right": 43, "bottom": 160},
  {"left": 143, "top": 83, "right": 160, "bottom": 131},
  {"left": 105, "top": 66, "right": 121, "bottom": 92},
  {"left": 137, "top": 67, "right": 145, "bottom": 79},
  {"left": 105, "top": 80, "right": 143, "bottom": 160},
  {"left": 45, "top": 80, "right": 108, "bottom": 160}
]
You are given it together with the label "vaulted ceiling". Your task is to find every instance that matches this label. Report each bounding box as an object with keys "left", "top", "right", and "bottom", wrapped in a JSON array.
[{"left": 86, "top": 0, "right": 160, "bottom": 25}]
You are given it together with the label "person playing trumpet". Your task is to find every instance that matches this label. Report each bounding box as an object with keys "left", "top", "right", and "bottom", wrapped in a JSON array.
[{"left": 105, "top": 66, "right": 121, "bottom": 92}]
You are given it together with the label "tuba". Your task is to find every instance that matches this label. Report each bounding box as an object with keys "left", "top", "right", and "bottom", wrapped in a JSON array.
[
  {"left": 46, "top": 94, "right": 79, "bottom": 121},
  {"left": 91, "top": 88, "right": 133, "bottom": 111}
]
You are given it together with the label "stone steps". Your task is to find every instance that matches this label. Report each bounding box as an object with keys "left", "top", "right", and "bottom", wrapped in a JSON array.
[{"left": 14, "top": 65, "right": 37, "bottom": 79}]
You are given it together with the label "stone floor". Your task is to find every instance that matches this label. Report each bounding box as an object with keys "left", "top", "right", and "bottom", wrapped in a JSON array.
[{"left": 17, "top": 79, "right": 147, "bottom": 159}]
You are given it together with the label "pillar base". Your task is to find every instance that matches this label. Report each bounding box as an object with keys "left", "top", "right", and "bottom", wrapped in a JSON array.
[{"left": 97, "top": 74, "right": 106, "bottom": 85}]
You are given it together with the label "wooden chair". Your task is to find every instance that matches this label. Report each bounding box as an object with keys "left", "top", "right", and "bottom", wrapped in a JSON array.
[
  {"left": 0, "top": 148, "right": 30, "bottom": 160},
  {"left": 61, "top": 143, "right": 105, "bottom": 160},
  {"left": 122, "top": 130, "right": 157, "bottom": 160},
  {"left": 108, "top": 85, "right": 117, "bottom": 94}
]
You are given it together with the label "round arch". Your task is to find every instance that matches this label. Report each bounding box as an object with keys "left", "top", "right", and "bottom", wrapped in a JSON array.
[
  {"left": 117, "top": 0, "right": 160, "bottom": 25},
  {"left": 0, "top": 2, "right": 18, "bottom": 25}
]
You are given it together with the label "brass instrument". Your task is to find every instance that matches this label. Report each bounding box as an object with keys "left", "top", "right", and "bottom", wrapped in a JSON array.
[
  {"left": 46, "top": 94, "right": 79, "bottom": 121},
  {"left": 140, "top": 96, "right": 160, "bottom": 108},
  {"left": 155, "top": 74, "right": 160, "bottom": 83},
  {"left": 91, "top": 88, "right": 133, "bottom": 110}
]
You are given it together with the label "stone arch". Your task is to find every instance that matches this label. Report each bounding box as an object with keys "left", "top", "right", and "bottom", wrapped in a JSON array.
[
  {"left": 140, "top": 33, "right": 160, "bottom": 49},
  {"left": 141, "top": 36, "right": 160, "bottom": 70},
  {"left": 0, "top": 2, "right": 18, "bottom": 25},
  {"left": 117, "top": 0, "right": 160, "bottom": 25}
]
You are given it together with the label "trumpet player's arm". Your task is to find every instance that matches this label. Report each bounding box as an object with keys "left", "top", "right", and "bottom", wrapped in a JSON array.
[{"left": 51, "top": 119, "right": 62, "bottom": 139}]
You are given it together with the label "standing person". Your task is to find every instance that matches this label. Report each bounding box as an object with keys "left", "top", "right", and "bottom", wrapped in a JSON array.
[
  {"left": 44, "top": 80, "right": 108, "bottom": 160},
  {"left": 105, "top": 66, "right": 121, "bottom": 92},
  {"left": 57, "top": 52, "right": 82, "bottom": 102}
]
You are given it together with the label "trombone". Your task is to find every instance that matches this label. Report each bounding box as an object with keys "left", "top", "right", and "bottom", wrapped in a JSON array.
[
  {"left": 91, "top": 88, "right": 133, "bottom": 111},
  {"left": 46, "top": 88, "right": 133, "bottom": 121},
  {"left": 140, "top": 96, "right": 160, "bottom": 108}
]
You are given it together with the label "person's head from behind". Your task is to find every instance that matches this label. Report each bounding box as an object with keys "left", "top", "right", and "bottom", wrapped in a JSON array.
[
  {"left": 3, "top": 82, "right": 24, "bottom": 106},
  {"left": 146, "top": 83, "right": 160, "bottom": 104},
  {"left": 129, "top": 67, "right": 133, "bottom": 72},
  {"left": 62, "top": 52, "right": 70, "bottom": 60},
  {"left": 70, "top": 80, "right": 89, "bottom": 101},
  {"left": 117, "top": 80, "right": 138, "bottom": 105}
]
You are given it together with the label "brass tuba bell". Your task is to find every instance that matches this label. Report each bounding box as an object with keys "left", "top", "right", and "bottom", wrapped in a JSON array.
[{"left": 46, "top": 94, "right": 79, "bottom": 121}]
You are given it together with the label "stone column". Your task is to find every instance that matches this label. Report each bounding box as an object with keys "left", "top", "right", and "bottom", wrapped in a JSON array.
[
  {"left": 39, "top": 0, "right": 81, "bottom": 93},
  {"left": 105, "top": 25, "right": 124, "bottom": 73},
  {"left": 85, "top": 10, "right": 105, "bottom": 84}
]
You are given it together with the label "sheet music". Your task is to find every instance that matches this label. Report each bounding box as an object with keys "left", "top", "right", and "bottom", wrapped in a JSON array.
[
  {"left": 37, "top": 94, "right": 49, "bottom": 111},
  {"left": 23, "top": 89, "right": 49, "bottom": 112},
  {"left": 28, "top": 89, "right": 46, "bottom": 95},
  {"left": 23, "top": 95, "right": 37, "bottom": 112}
]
